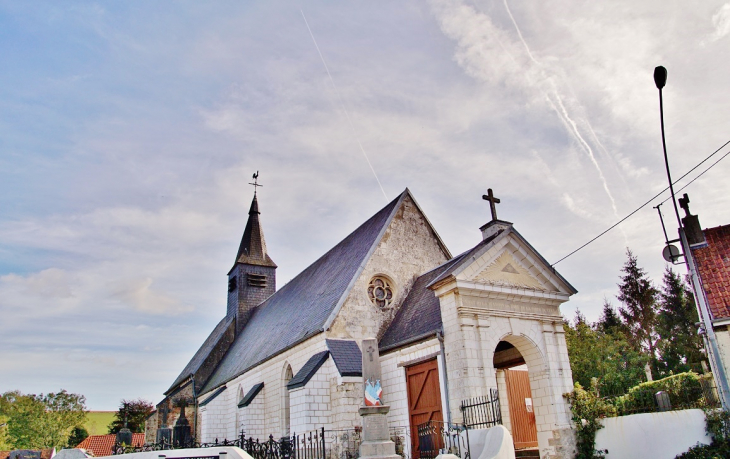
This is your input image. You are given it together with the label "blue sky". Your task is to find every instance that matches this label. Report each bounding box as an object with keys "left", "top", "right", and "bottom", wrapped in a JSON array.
[{"left": 2, "top": 0, "right": 730, "bottom": 410}]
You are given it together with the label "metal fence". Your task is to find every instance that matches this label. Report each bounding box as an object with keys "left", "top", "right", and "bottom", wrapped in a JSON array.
[
  {"left": 459, "top": 389, "right": 502, "bottom": 429},
  {"left": 415, "top": 421, "right": 469, "bottom": 459}
]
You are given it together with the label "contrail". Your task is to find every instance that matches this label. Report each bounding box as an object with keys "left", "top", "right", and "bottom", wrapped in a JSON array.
[
  {"left": 300, "top": 10, "right": 388, "bottom": 200},
  {"left": 503, "top": 0, "right": 620, "bottom": 218}
]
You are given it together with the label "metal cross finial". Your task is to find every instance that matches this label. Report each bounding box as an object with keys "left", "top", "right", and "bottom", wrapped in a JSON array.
[
  {"left": 678, "top": 193, "right": 691, "bottom": 218},
  {"left": 482, "top": 188, "right": 501, "bottom": 221},
  {"left": 249, "top": 171, "right": 262, "bottom": 194}
]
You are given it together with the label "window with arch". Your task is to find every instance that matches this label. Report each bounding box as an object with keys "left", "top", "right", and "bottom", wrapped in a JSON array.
[
  {"left": 368, "top": 275, "right": 394, "bottom": 308},
  {"left": 282, "top": 364, "right": 293, "bottom": 436}
]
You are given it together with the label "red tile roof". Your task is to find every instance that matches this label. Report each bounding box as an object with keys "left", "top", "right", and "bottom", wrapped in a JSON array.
[
  {"left": 692, "top": 224, "right": 730, "bottom": 319},
  {"left": 76, "top": 434, "right": 144, "bottom": 457}
]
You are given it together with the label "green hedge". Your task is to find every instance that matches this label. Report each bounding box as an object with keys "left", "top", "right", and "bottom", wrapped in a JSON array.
[{"left": 610, "top": 372, "right": 709, "bottom": 415}]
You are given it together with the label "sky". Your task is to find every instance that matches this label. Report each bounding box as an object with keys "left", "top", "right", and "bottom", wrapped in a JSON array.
[{"left": 1, "top": 0, "right": 729, "bottom": 411}]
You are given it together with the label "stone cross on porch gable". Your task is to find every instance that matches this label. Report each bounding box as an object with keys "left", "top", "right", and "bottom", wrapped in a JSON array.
[{"left": 482, "top": 188, "right": 501, "bottom": 221}]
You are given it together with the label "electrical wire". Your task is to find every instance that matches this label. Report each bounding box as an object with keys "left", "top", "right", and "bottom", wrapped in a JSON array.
[{"left": 552, "top": 138, "right": 730, "bottom": 266}]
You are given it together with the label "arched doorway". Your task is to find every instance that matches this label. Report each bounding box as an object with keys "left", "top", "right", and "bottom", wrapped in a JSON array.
[{"left": 493, "top": 339, "right": 538, "bottom": 451}]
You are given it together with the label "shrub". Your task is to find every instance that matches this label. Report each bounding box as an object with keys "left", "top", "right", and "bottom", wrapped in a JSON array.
[
  {"left": 611, "top": 372, "right": 705, "bottom": 415},
  {"left": 564, "top": 379, "right": 616, "bottom": 459}
]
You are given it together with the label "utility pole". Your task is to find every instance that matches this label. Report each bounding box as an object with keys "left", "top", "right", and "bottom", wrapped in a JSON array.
[{"left": 654, "top": 66, "right": 730, "bottom": 409}]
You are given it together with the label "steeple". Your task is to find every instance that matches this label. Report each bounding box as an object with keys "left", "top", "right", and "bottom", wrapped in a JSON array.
[
  {"left": 227, "top": 177, "right": 277, "bottom": 334},
  {"left": 233, "top": 193, "right": 277, "bottom": 268}
]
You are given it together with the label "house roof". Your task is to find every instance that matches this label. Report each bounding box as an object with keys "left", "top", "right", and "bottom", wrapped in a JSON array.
[
  {"left": 326, "top": 339, "right": 362, "bottom": 376},
  {"left": 167, "top": 315, "right": 234, "bottom": 393},
  {"left": 233, "top": 193, "right": 277, "bottom": 269},
  {"left": 201, "top": 190, "right": 408, "bottom": 393},
  {"left": 379, "top": 252, "right": 468, "bottom": 352},
  {"left": 238, "top": 383, "right": 264, "bottom": 408},
  {"left": 76, "top": 434, "right": 144, "bottom": 457},
  {"left": 692, "top": 224, "right": 730, "bottom": 319},
  {"left": 287, "top": 351, "right": 330, "bottom": 390}
]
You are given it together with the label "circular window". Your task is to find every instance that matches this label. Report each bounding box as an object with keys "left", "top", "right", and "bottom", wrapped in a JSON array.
[{"left": 368, "top": 276, "right": 394, "bottom": 308}]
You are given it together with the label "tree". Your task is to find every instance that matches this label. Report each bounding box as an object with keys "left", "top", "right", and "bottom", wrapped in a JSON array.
[
  {"left": 617, "top": 249, "right": 660, "bottom": 376},
  {"left": 564, "top": 312, "right": 648, "bottom": 395},
  {"left": 656, "top": 267, "right": 708, "bottom": 376},
  {"left": 108, "top": 399, "right": 154, "bottom": 434},
  {"left": 0, "top": 414, "right": 12, "bottom": 450},
  {"left": 0, "top": 390, "right": 87, "bottom": 450},
  {"left": 67, "top": 426, "right": 89, "bottom": 448},
  {"left": 595, "top": 300, "right": 624, "bottom": 336}
]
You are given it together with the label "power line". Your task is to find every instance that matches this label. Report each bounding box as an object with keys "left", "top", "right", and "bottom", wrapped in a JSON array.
[{"left": 552, "top": 138, "right": 730, "bottom": 266}]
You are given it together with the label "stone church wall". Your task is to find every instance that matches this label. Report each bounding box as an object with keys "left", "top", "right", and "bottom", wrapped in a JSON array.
[
  {"left": 290, "top": 359, "right": 335, "bottom": 434},
  {"left": 198, "top": 334, "right": 328, "bottom": 442},
  {"left": 328, "top": 195, "right": 449, "bottom": 341}
]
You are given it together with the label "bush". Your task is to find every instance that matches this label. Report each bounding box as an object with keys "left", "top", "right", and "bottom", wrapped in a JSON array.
[
  {"left": 611, "top": 372, "right": 706, "bottom": 415},
  {"left": 564, "top": 380, "right": 616, "bottom": 459},
  {"left": 675, "top": 409, "right": 730, "bottom": 458}
]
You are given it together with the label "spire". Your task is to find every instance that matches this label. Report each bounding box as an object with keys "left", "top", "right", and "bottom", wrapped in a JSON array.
[{"left": 234, "top": 193, "right": 277, "bottom": 268}]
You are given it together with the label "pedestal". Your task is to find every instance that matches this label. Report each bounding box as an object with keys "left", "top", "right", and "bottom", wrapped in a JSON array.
[{"left": 358, "top": 405, "right": 400, "bottom": 459}]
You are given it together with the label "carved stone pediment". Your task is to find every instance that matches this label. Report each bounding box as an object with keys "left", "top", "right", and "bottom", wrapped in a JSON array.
[{"left": 471, "top": 251, "right": 550, "bottom": 292}]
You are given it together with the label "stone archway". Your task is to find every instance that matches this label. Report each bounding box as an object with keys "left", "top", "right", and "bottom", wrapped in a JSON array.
[{"left": 492, "top": 334, "right": 551, "bottom": 454}]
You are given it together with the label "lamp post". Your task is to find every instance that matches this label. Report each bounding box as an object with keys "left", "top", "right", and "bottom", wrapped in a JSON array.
[{"left": 654, "top": 65, "right": 730, "bottom": 410}]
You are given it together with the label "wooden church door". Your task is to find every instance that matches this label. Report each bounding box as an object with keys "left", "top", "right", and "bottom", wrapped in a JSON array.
[
  {"left": 505, "top": 369, "right": 538, "bottom": 449},
  {"left": 406, "top": 358, "right": 443, "bottom": 459}
]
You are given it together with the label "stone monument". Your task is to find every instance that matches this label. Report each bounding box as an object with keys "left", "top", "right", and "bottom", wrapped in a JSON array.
[
  {"left": 156, "top": 403, "right": 173, "bottom": 446},
  {"left": 358, "top": 338, "right": 399, "bottom": 459},
  {"left": 173, "top": 398, "right": 193, "bottom": 448}
]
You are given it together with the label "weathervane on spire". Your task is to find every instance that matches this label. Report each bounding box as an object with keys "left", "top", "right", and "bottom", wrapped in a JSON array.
[
  {"left": 249, "top": 171, "right": 262, "bottom": 194},
  {"left": 482, "top": 188, "right": 501, "bottom": 221}
]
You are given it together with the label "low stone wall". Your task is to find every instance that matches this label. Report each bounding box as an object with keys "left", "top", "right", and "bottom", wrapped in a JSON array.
[{"left": 594, "top": 409, "right": 710, "bottom": 459}]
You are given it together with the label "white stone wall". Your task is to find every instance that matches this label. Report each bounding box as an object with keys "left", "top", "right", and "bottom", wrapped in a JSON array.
[
  {"left": 290, "top": 358, "right": 335, "bottom": 434},
  {"left": 237, "top": 384, "right": 267, "bottom": 439},
  {"left": 197, "top": 334, "right": 328, "bottom": 442},
  {"left": 328, "top": 194, "right": 449, "bottom": 341}
]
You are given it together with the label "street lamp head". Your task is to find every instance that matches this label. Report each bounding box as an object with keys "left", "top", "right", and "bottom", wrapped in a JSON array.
[{"left": 654, "top": 66, "right": 667, "bottom": 89}]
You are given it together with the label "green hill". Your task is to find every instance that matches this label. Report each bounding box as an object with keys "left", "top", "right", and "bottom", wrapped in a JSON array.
[{"left": 84, "top": 411, "right": 116, "bottom": 436}]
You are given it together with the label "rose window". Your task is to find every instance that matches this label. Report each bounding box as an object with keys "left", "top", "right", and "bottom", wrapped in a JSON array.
[{"left": 368, "top": 276, "right": 394, "bottom": 308}]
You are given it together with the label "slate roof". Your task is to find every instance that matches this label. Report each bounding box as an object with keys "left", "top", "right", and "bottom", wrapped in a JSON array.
[
  {"left": 287, "top": 351, "right": 330, "bottom": 390},
  {"left": 326, "top": 339, "right": 362, "bottom": 376},
  {"left": 168, "top": 315, "right": 234, "bottom": 392},
  {"left": 238, "top": 382, "right": 264, "bottom": 408},
  {"left": 199, "top": 385, "right": 226, "bottom": 407},
  {"left": 379, "top": 252, "right": 469, "bottom": 352},
  {"left": 76, "top": 434, "right": 144, "bottom": 457},
  {"left": 692, "top": 224, "right": 730, "bottom": 319},
  {"left": 233, "top": 193, "right": 276, "bottom": 269},
  {"left": 201, "top": 191, "right": 407, "bottom": 393}
]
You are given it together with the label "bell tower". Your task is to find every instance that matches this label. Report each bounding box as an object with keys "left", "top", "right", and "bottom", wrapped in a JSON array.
[{"left": 227, "top": 173, "right": 277, "bottom": 334}]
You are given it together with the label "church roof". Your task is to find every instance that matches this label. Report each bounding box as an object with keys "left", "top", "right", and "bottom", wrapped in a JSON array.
[
  {"left": 167, "top": 315, "right": 234, "bottom": 393},
  {"left": 232, "top": 193, "right": 276, "bottom": 270},
  {"left": 201, "top": 191, "right": 408, "bottom": 394},
  {"left": 326, "top": 339, "right": 362, "bottom": 376},
  {"left": 287, "top": 351, "right": 330, "bottom": 389},
  {"left": 379, "top": 251, "right": 469, "bottom": 352}
]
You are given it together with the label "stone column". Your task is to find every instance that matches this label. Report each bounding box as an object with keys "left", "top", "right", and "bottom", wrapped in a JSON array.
[{"left": 359, "top": 338, "right": 399, "bottom": 459}]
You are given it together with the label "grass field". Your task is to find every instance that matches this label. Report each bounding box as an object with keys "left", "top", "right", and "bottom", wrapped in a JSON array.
[{"left": 84, "top": 411, "right": 116, "bottom": 436}]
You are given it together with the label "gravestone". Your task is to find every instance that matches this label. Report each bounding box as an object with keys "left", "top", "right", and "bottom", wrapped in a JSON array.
[
  {"left": 655, "top": 391, "right": 672, "bottom": 412},
  {"left": 156, "top": 403, "right": 173, "bottom": 445},
  {"left": 358, "top": 338, "right": 399, "bottom": 459},
  {"left": 173, "top": 398, "right": 193, "bottom": 448}
]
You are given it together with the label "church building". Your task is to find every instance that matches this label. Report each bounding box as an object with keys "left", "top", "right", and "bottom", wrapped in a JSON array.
[{"left": 148, "top": 186, "right": 578, "bottom": 459}]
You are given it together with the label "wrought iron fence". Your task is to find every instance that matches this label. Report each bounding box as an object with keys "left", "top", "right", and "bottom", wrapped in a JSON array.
[
  {"left": 415, "top": 421, "right": 469, "bottom": 459},
  {"left": 113, "top": 429, "right": 325, "bottom": 459},
  {"left": 459, "top": 389, "right": 502, "bottom": 429}
]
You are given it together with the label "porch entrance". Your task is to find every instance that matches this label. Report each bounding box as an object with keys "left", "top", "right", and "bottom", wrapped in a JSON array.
[
  {"left": 494, "top": 340, "right": 538, "bottom": 450},
  {"left": 405, "top": 358, "right": 443, "bottom": 459}
]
